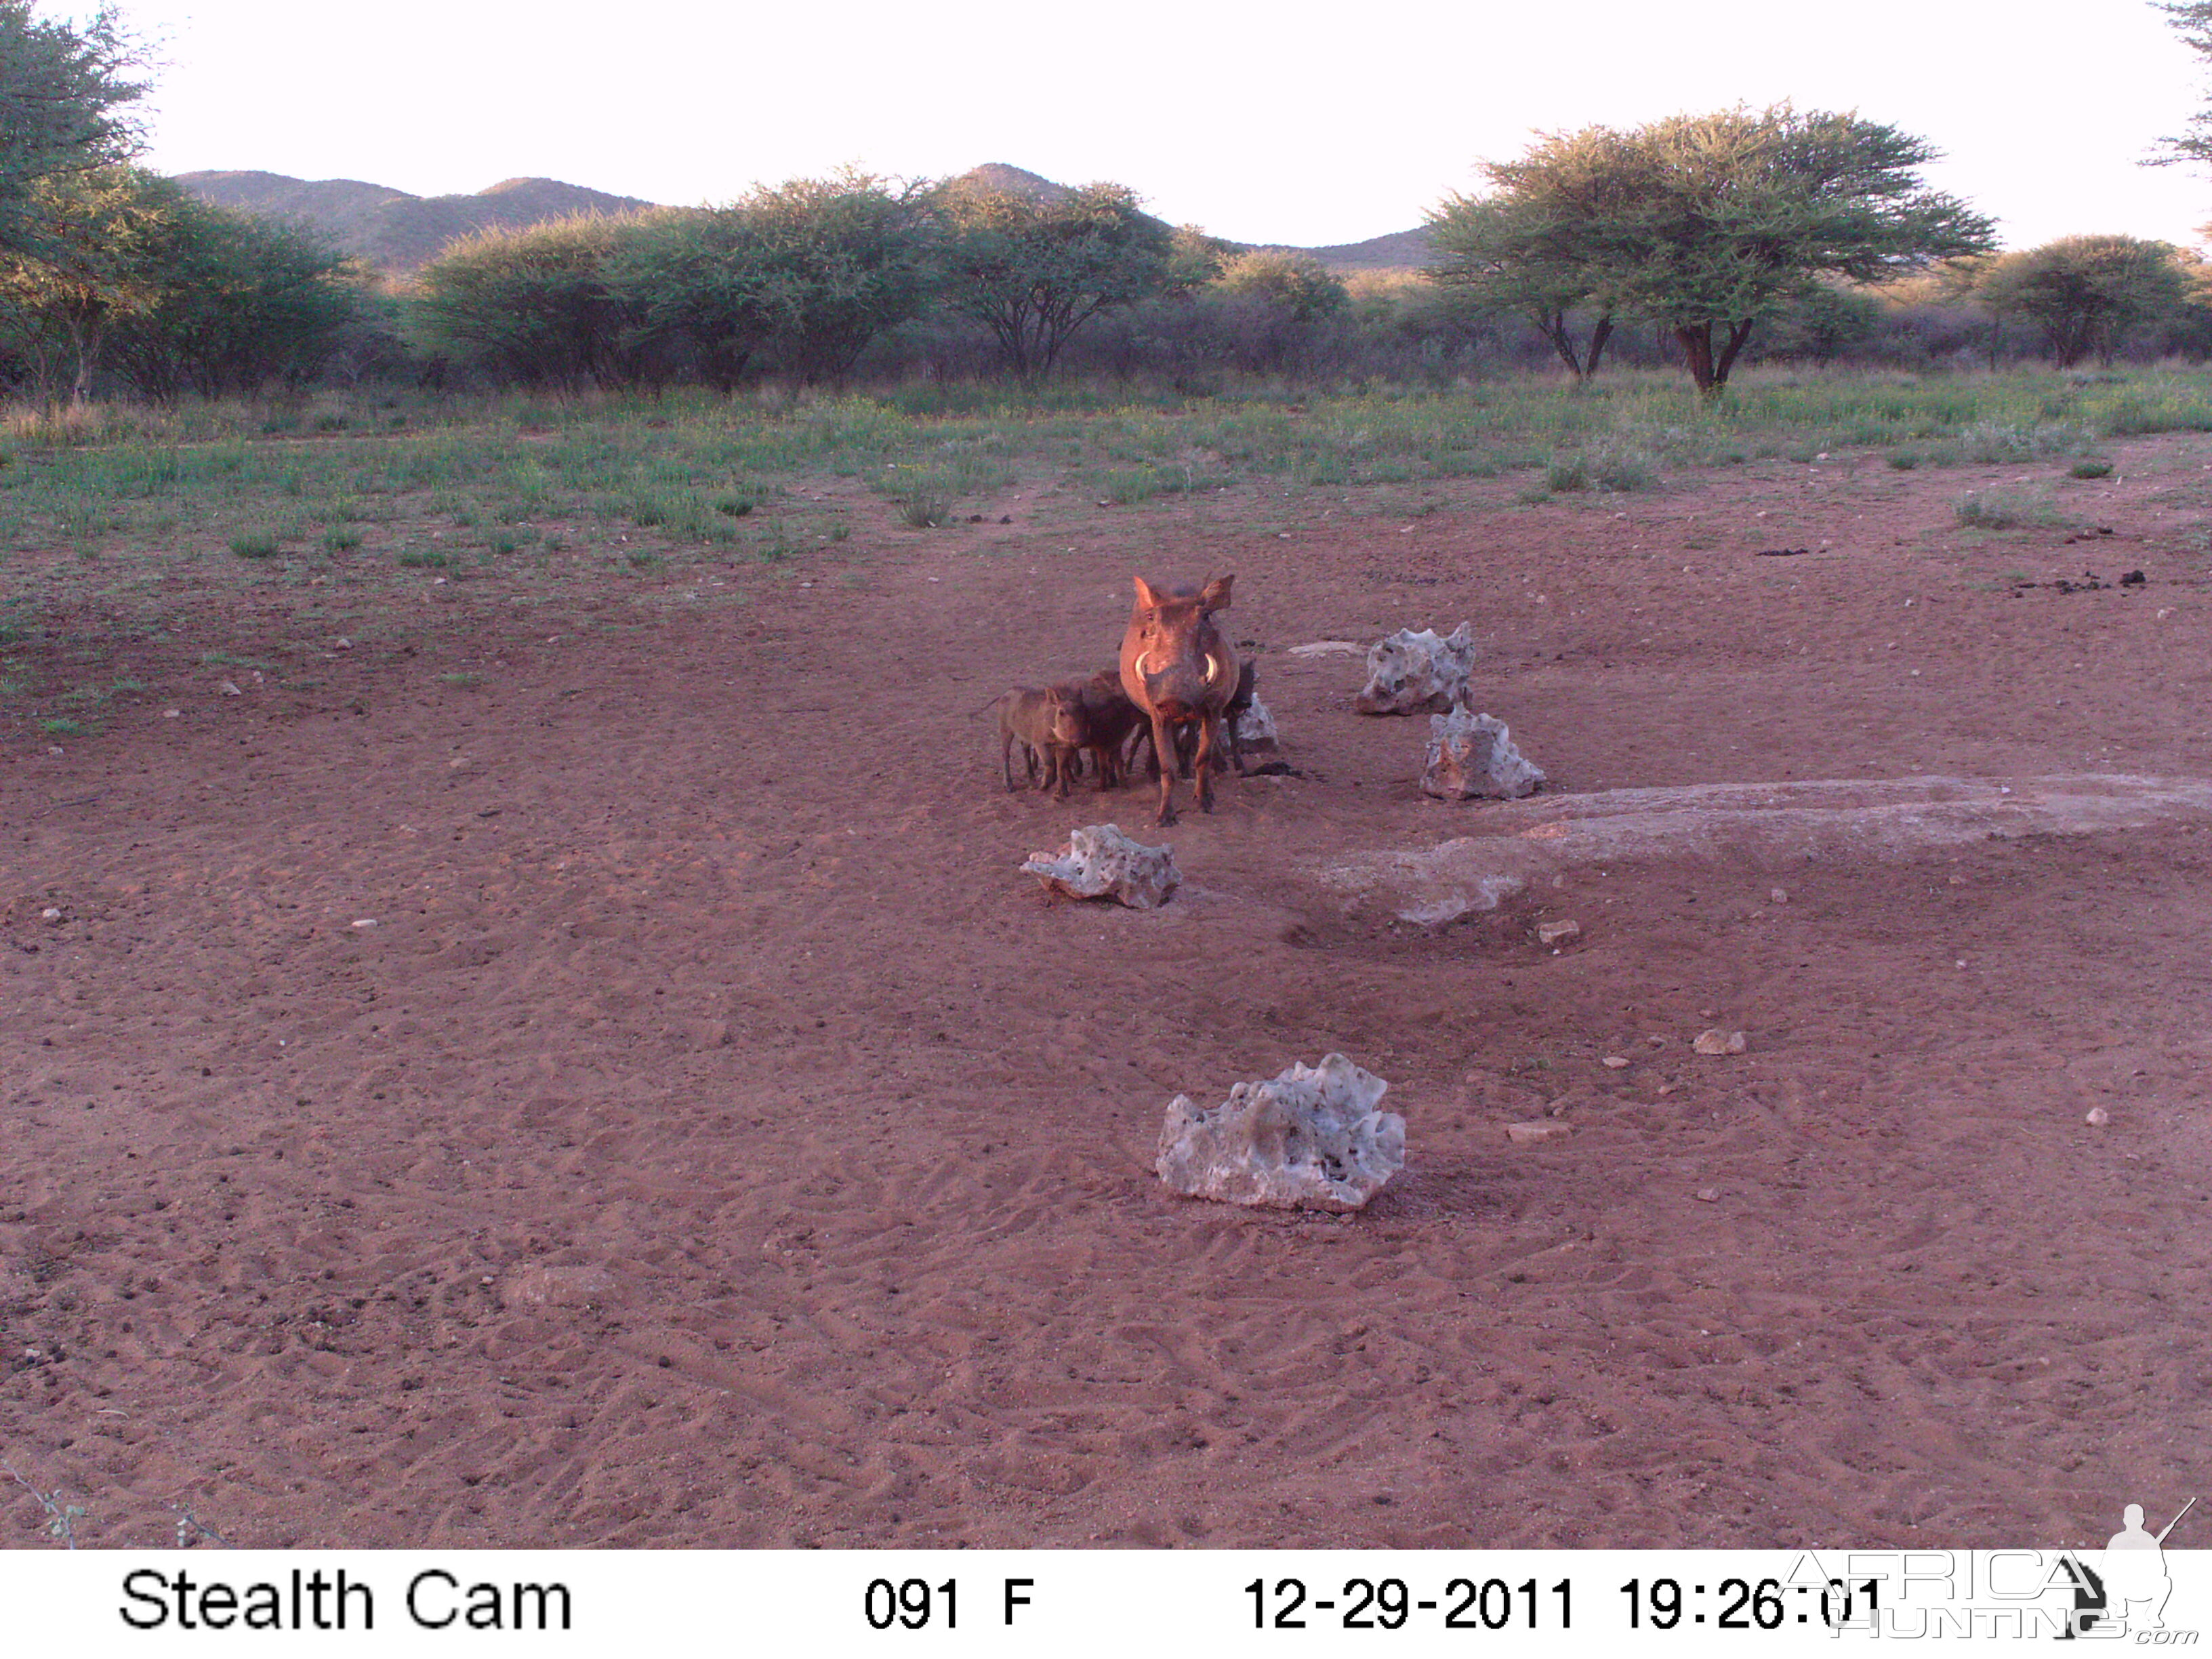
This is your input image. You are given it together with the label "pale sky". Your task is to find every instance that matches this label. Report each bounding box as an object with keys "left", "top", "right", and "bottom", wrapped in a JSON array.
[{"left": 79, "top": 0, "right": 2212, "bottom": 251}]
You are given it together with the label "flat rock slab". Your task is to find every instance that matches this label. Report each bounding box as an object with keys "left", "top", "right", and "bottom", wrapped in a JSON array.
[{"left": 1313, "top": 773, "right": 2212, "bottom": 924}]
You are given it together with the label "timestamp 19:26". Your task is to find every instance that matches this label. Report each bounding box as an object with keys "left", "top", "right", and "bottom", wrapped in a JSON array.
[
  {"left": 1248, "top": 1576, "right": 1572, "bottom": 1631},
  {"left": 1621, "top": 1577, "right": 1879, "bottom": 1631}
]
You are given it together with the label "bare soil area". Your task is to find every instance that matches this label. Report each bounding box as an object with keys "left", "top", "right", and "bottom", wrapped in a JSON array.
[{"left": 5, "top": 435, "right": 2212, "bottom": 1549}]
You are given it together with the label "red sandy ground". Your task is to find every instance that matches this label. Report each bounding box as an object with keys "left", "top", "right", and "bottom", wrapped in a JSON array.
[{"left": 4, "top": 434, "right": 2211, "bottom": 1550}]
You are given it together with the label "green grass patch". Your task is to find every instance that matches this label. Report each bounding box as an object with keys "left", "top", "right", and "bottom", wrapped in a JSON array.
[{"left": 1956, "top": 489, "right": 2066, "bottom": 531}]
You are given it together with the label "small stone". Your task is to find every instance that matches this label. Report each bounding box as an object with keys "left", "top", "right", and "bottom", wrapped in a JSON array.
[
  {"left": 1693, "top": 1028, "right": 1748, "bottom": 1056},
  {"left": 218, "top": 680, "right": 242, "bottom": 696},
  {"left": 350, "top": 918, "right": 378, "bottom": 929},
  {"left": 1601, "top": 1055, "right": 1630, "bottom": 1070},
  {"left": 1285, "top": 640, "right": 1364, "bottom": 657},
  {"left": 40, "top": 907, "right": 62, "bottom": 922},
  {"left": 1536, "top": 919, "right": 1581, "bottom": 947},
  {"left": 1656, "top": 1084, "right": 1677, "bottom": 1097},
  {"left": 1156, "top": 1053, "right": 1404, "bottom": 1211},
  {"left": 1695, "top": 1187, "right": 1721, "bottom": 1203},
  {"left": 1021, "top": 824, "right": 1180, "bottom": 909},
  {"left": 1769, "top": 886, "right": 1789, "bottom": 904},
  {"left": 334, "top": 637, "right": 352, "bottom": 649},
  {"left": 162, "top": 708, "right": 181, "bottom": 719},
  {"left": 1645, "top": 1035, "right": 1667, "bottom": 1048},
  {"left": 2085, "top": 1107, "right": 2110, "bottom": 1126},
  {"left": 499, "top": 1263, "right": 617, "bottom": 1309},
  {"left": 1506, "top": 1121, "right": 1572, "bottom": 1144}
]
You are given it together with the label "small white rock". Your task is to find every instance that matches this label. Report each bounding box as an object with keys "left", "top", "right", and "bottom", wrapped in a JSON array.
[
  {"left": 162, "top": 708, "right": 181, "bottom": 719},
  {"left": 1601, "top": 1055, "right": 1630, "bottom": 1070},
  {"left": 1769, "top": 887, "right": 1789, "bottom": 904},
  {"left": 218, "top": 680, "right": 242, "bottom": 696},
  {"left": 1506, "top": 1121, "right": 1572, "bottom": 1144},
  {"left": 1692, "top": 1028, "right": 1748, "bottom": 1057},
  {"left": 1536, "top": 918, "right": 1581, "bottom": 947},
  {"left": 2085, "top": 1107, "right": 2110, "bottom": 1127},
  {"left": 350, "top": 918, "right": 379, "bottom": 929},
  {"left": 1695, "top": 1187, "right": 1721, "bottom": 1203}
]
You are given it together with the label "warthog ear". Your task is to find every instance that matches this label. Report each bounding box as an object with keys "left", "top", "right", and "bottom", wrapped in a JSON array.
[
  {"left": 1132, "top": 575, "right": 1165, "bottom": 611},
  {"left": 1200, "top": 573, "right": 1235, "bottom": 612}
]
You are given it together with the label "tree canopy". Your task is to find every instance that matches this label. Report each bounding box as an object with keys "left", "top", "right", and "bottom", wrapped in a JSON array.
[
  {"left": 1429, "top": 105, "right": 1996, "bottom": 394},
  {"left": 1969, "top": 235, "right": 2194, "bottom": 367},
  {"left": 937, "top": 180, "right": 1172, "bottom": 380},
  {"left": 2152, "top": 1, "right": 2212, "bottom": 171},
  {"left": 0, "top": 3, "right": 147, "bottom": 258}
]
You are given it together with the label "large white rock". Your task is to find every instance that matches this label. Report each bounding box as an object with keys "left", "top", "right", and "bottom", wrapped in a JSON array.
[
  {"left": 1355, "top": 623, "right": 1476, "bottom": 715},
  {"left": 1422, "top": 706, "right": 1546, "bottom": 801},
  {"left": 1155, "top": 1053, "right": 1406, "bottom": 1212},
  {"left": 1021, "top": 823, "right": 1180, "bottom": 909}
]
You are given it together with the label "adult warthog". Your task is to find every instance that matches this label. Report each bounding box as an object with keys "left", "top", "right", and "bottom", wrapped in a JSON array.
[{"left": 1118, "top": 573, "right": 1240, "bottom": 825}]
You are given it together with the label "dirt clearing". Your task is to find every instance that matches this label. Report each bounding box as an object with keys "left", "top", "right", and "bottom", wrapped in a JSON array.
[{"left": 5, "top": 434, "right": 2211, "bottom": 1549}]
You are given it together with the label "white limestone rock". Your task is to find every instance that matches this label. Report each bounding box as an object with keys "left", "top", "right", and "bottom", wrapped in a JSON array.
[
  {"left": 1355, "top": 623, "right": 1476, "bottom": 715},
  {"left": 1021, "top": 823, "right": 1180, "bottom": 909},
  {"left": 1233, "top": 691, "right": 1280, "bottom": 754},
  {"left": 1155, "top": 1052, "right": 1405, "bottom": 1212},
  {"left": 1422, "top": 707, "right": 1545, "bottom": 801}
]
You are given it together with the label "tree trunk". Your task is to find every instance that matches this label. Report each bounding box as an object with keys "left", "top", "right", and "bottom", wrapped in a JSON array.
[
  {"left": 1677, "top": 319, "right": 1757, "bottom": 396},
  {"left": 1585, "top": 312, "right": 1615, "bottom": 380},
  {"left": 1533, "top": 308, "right": 1614, "bottom": 383},
  {"left": 1675, "top": 324, "right": 1717, "bottom": 394},
  {"left": 1711, "top": 318, "right": 1757, "bottom": 389},
  {"left": 1534, "top": 309, "right": 1586, "bottom": 379}
]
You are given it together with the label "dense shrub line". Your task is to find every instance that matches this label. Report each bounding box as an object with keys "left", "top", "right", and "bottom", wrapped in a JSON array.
[{"left": 6, "top": 169, "right": 2212, "bottom": 407}]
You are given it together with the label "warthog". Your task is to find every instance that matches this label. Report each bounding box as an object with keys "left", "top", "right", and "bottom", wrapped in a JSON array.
[
  {"left": 993, "top": 686, "right": 1090, "bottom": 798},
  {"left": 1069, "top": 670, "right": 1145, "bottom": 789},
  {"left": 1118, "top": 573, "right": 1240, "bottom": 825}
]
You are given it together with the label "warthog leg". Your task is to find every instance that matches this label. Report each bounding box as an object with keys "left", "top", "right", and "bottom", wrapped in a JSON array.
[{"left": 1147, "top": 710, "right": 1179, "bottom": 825}]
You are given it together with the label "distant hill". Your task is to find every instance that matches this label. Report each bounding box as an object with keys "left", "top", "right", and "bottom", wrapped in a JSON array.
[
  {"left": 947, "top": 163, "right": 1429, "bottom": 271},
  {"left": 947, "top": 163, "right": 1071, "bottom": 204},
  {"left": 1294, "top": 227, "right": 1432, "bottom": 273},
  {"left": 173, "top": 171, "right": 659, "bottom": 272},
  {"left": 173, "top": 163, "right": 1431, "bottom": 276}
]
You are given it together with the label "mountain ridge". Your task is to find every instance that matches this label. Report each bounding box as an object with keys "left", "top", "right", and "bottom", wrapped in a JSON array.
[{"left": 173, "top": 165, "right": 1430, "bottom": 275}]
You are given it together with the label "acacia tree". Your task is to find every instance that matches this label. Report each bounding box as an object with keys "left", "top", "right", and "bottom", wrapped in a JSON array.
[
  {"left": 0, "top": 3, "right": 147, "bottom": 259},
  {"left": 732, "top": 171, "right": 939, "bottom": 383},
  {"left": 0, "top": 165, "right": 169, "bottom": 402},
  {"left": 938, "top": 181, "right": 1172, "bottom": 380},
  {"left": 416, "top": 216, "right": 653, "bottom": 389},
  {"left": 1434, "top": 106, "right": 1995, "bottom": 395},
  {"left": 104, "top": 194, "right": 363, "bottom": 398},
  {"left": 2153, "top": 1, "right": 2212, "bottom": 170},
  {"left": 1427, "top": 129, "right": 1639, "bottom": 382},
  {"left": 1972, "top": 236, "right": 2192, "bottom": 366}
]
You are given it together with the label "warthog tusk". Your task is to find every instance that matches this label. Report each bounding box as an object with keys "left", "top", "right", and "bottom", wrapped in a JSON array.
[
  {"left": 1139, "top": 650, "right": 1161, "bottom": 678},
  {"left": 1203, "top": 653, "right": 1221, "bottom": 686}
]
